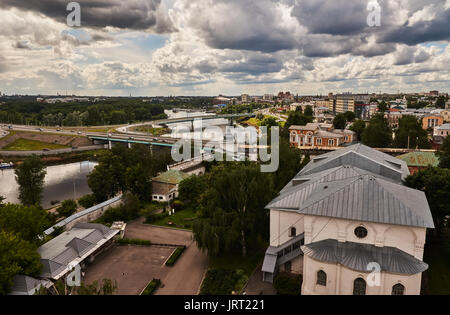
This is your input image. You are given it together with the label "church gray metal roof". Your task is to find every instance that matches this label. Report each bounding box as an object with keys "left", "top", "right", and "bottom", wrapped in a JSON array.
[
  {"left": 298, "top": 175, "right": 434, "bottom": 229},
  {"left": 299, "top": 143, "right": 410, "bottom": 182},
  {"left": 302, "top": 239, "right": 429, "bottom": 275}
]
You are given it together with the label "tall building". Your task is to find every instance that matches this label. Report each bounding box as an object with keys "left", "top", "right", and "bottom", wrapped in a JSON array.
[
  {"left": 241, "top": 94, "right": 250, "bottom": 103},
  {"left": 335, "top": 94, "right": 370, "bottom": 114}
]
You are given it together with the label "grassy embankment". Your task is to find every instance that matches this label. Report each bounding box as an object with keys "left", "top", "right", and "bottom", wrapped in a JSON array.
[{"left": 3, "top": 138, "right": 68, "bottom": 151}]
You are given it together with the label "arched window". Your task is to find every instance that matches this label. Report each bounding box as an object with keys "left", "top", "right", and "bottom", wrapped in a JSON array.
[
  {"left": 289, "top": 227, "right": 296, "bottom": 237},
  {"left": 317, "top": 270, "right": 327, "bottom": 286},
  {"left": 353, "top": 278, "right": 366, "bottom": 295},
  {"left": 392, "top": 283, "right": 405, "bottom": 296}
]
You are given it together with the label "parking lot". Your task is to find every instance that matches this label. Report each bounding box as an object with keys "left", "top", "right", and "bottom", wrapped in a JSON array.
[
  {"left": 83, "top": 245, "right": 175, "bottom": 295},
  {"left": 83, "top": 219, "right": 208, "bottom": 295}
]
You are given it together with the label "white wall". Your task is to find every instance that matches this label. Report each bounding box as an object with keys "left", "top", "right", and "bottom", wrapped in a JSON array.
[{"left": 270, "top": 209, "right": 305, "bottom": 247}]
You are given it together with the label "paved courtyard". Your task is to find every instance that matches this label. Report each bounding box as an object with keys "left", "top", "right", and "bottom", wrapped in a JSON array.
[{"left": 83, "top": 218, "right": 208, "bottom": 295}]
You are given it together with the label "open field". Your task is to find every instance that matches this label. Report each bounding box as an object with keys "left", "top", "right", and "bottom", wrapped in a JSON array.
[
  {"left": 3, "top": 138, "right": 69, "bottom": 151},
  {"left": 0, "top": 131, "right": 92, "bottom": 150},
  {"left": 132, "top": 126, "right": 170, "bottom": 136}
]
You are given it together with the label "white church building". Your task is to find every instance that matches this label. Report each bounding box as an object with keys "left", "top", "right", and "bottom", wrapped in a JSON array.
[{"left": 262, "top": 144, "right": 434, "bottom": 295}]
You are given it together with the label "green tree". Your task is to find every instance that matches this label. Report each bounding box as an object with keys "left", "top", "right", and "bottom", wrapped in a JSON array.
[
  {"left": 57, "top": 199, "right": 78, "bottom": 218},
  {"left": 393, "top": 116, "right": 431, "bottom": 149},
  {"left": 436, "top": 96, "right": 446, "bottom": 109},
  {"left": 378, "top": 100, "right": 388, "bottom": 112},
  {"left": 295, "top": 106, "right": 303, "bottom": 113},
  {"left": 261, "top": 117, "right": 279, "bottom": 129},
  {"left": 193, "top": 163, "right": 275, "bottom": 257},
  {"left": 349, "top": 120, "right": 366, "bottom": 141},
  {"left": 0, "top": 204, "right": 49, "bottom": 244},
  {"left": 14, "top": 156, "right": 46, "bottom": 206},
  {"left": 344, "top": 111, "right": 356, "bottom": 122},
  {"left": 256, "top": 113, "right": 264, "bottom": 121},
  {"left": 361, "top": 114, "right": 392, "bottom": 148},
  {"left": 0, "top": 231, "right": 42, "bottom": 295},
  {"left": 179, "top": 175, "right": 208, "bottom": 208},
  {"left": 282, "top": 112, "right": 313, "bottom": 138},
  {"left": 404, "top": 167, "right": 450, "bottom": 237},
  {"left": 437, "top": 136, "right": 450, "bottom": 169},
  {"left": 333, "top": 114, "right": 347, "bottom": 130},
  {"left": 304, "top": 106, "right": 314, "bottom": 117},
  {"left": 125, "top": 164, "right": 152, "bottom": 201}
]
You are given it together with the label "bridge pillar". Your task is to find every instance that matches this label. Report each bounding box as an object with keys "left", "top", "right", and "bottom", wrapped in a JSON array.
[
  {"left": 108, "top": 141, "right": 112, "bottom": 150},
  {"left": 127, "top": 142, "right": 131, "bottom": 149}
]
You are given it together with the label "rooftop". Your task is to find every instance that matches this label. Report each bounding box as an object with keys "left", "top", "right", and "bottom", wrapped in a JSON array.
[
  {"left": 152, "top": 170, "right": 191, "bottom": 185},
  {"left": 397, "top": 151, "right": 439, "bottom": 168}
]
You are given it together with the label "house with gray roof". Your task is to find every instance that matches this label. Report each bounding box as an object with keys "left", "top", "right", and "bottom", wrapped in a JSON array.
[
  {"left": 263, "top": 143, "right": 434, "bottom": 295},
  {"left": 10, "top": 223, "right": 119, "bottom": 295}
]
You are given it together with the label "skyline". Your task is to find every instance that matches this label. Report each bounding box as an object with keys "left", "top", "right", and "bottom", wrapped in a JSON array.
[{"left": 1, "top": 0, "right": 450, "bottom": 96}]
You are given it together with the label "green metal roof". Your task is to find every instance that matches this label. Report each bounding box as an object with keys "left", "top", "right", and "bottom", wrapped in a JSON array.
[
  {"left": 397, "top": 151, "right": 439, "bottom": 167},
  {"left": 152, "top": 170, "right": 191, "bottom": 184}
]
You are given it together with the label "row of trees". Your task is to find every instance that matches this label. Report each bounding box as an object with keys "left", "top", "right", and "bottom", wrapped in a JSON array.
[{"left": 0, "top": 99, "right": 167, "bottom": 126}]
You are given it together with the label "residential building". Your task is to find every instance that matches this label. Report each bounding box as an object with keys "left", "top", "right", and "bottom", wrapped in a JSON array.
[
  {"left": 152, "top": 170, "right": 191, "bottom": 202},
  {"left": 289, "top": 123, "right": 355, "bottom": 148},
  {"left": 241, "top": 94, "right": 250, "bottom": 103},
  {"left": 262, "top": 144, "right": 434, "bottom": 295},
  {"left": 397, "top": 152, "right": 440, "bottom": 175},
  {"left": 441, "top": 110, "right": 450, "bottom": 122},
  {"left": 10, "top": 223, "right": 119, "bottom": 295},
  {"left": 335, "top": 94, "right": 370, "bottom": 114},
  {"left": 434, "top": 123, "right": 450, "bottom": 137},
  {"left": 213, "top": 95, "right": 232, "bottom": 106},
  {"left": 263, "top": 94, "right": 274, "bottom": 101},
  {"left": 422, "top": 115, "right": 444, "bottom": 130}
]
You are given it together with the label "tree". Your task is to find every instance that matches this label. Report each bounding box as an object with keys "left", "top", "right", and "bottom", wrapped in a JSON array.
[
  {"left": 0, "top": 231, "right": 42, "bottom": 295},
  {"left": 378, "top": 100, "right": 388, "bottom": 113},
  {"left": 260, "top": 117, "right": 279, "bottom": 129},
  {"left": 295, "top": 106, "right": 303, "bottom": 113},
  {"left": 256, "top": 113, "right": 264, "bottom": 121},
  {"left": 125, "top": 164, "right": 152, "bottom": 201},
  {"left": 393, "top": 116, "right": 431, "bottom": 149},
  {"left": 344, "top": 111, "right": 356, "bottom": 122},
  {"left": 0, "top": 204, "right": 49, "bottom": 244},
  {"left": 282, "top": 112, "right": 313, "bottom": 139},
  {"left": 333, "top": 114, "right": 347, "bottom": 130},
  {"left": 349, "top": 120, "right": 366, "bottom": 141},
  {"left": 15, "top": 155, "right": 46, "bottom": 206},
  {"left": 437, "top": 136, "right": 450, "bottom": 169},
  {"left": 436, "top": 96, "right": 446, "bottom": 109},
  {"left": 193, "top": 163, "right": 275, "bottom": 257},
  {"left": 57, "top": 199, "right": 78, "bottom": 218},
  {"left": 304, "top": 106, "right": 314, "bottom": 117},
  {"left": 404, "top": 167, "right": 450, "bottom": 237},
  {"left": 361, "top": 114, "right": 392, "bottom": 148},
  {"left": 179, "top": 175, "right": 208, "bottom": 208}
]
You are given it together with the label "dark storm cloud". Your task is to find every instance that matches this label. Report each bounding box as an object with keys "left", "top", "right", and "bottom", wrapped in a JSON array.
[
  {"left": 380, "top": 9, "right": 450, "bottom": 45},
  {"left": 220, "top": 54, "right": 283, "bottom": 75},
  {"left": 291, "top": 0, "right": 370, "bottom": 36},
  {"left": 0, "top": 0, "right": 175, "bottom": 32}
]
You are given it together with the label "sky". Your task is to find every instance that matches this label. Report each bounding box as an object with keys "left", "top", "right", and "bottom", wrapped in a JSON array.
[{"left": 0, "top": 0, "right": 450, "bottom": 96}]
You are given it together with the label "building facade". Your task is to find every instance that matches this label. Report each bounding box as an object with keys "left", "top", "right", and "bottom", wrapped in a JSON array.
[
  {"left": 289, "top": 123, "right": 355, "bottom": 148},
  {"left": 262, "top": 144, "right": 434, "bottom": 295}
]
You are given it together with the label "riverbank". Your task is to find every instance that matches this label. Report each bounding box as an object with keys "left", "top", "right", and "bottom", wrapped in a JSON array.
[{"left": 0, "top": 148, "right": 108, "bottom": 166}]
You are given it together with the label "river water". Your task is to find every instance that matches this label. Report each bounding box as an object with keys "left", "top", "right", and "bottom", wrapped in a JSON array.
[{"left": 0, "top": 161, "right": 97, "bottom": 209}]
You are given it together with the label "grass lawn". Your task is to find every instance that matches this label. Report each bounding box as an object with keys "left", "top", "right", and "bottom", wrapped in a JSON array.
[
  {"left": 134, "top": 127, "right": 170, "bottom": 136},
  {"left": 423, "top": 237, "right": 450, "bottom": 295},
  {"left": 151, "top": 207, "right": 198, "bottom": 230},
  {"left": 3, "top": 138, "right": 69, "bottom": 151}
]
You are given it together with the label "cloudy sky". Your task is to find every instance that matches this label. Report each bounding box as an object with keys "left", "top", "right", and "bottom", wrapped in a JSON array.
[{"left": 0, "top": 0, "right": 450, "bottom": 96}]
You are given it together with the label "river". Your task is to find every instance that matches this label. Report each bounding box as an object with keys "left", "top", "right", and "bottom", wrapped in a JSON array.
[{"left": 0, "top": 161, "right": 97, "bottom": 209}]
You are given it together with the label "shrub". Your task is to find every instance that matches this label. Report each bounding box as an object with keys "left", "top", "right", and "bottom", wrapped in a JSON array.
[
  {"left": 51, "top": 226, "right": 65, "bottom": 237},
  {"left": 200, "top": 269, "right": 241, "bottom": 295},
  {"left": 172, "top": 200, "right": 184, "bottom": 211},
  {"left": 94, "top": 193, "right": 141, "bottom": 224},
  {"left": 78, "top": 194, "right": 96, "bottom": 209},
  {"left": 165, "top": 247, "right": 185, "bottom": 266},
  {"left": 117, "top": 238, "right": 152, "bottom": 246},
  {"left": 57, "top": 199, "right": 78, "bottom": 218},
  {"left": 145, "top": 212, "right": 169, "bottom": 224},
  {"left": 273, "top": 272, "right": 302, "bottom": 295},
  {"left": 141, "top": 279, "right": 161, "bottom": 295}
]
